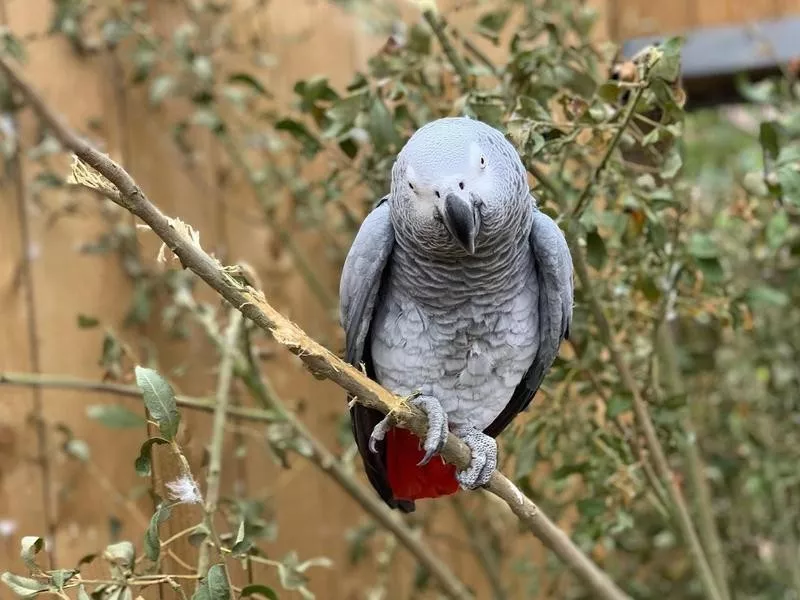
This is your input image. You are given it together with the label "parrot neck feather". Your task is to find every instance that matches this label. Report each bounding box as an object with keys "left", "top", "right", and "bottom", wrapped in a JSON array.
[{"left": 389, "top": 215, "right": 533, "bottom": 309}]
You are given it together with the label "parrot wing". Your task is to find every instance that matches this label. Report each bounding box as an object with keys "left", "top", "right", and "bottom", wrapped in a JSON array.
[
  {"left": 339, "top": 197, "right": 415, "bottom": 512},
  {"left": 484, "top": 201, "right": 574, "bottom": 438}
]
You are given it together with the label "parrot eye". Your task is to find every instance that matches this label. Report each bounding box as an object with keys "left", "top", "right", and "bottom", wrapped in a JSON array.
[
  {"left": 480, "top": 156, "right": 486, "bottom": 167},
  {"left": 434, "top": 191, "right": 441, "bottom": 198},
  {"left": 408, "top": 182, "right": 415, "bottom": 191},
  {"left": 459, "top": 181, "right": 464, "bottom": 190}
]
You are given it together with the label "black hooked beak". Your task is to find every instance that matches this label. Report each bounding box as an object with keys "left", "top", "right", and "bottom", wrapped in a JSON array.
[{"left": 442, "top": 192, "right": 481, "bottom": 254}]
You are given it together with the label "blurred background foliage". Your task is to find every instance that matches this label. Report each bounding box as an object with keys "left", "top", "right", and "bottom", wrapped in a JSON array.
[{"left": 2, "top": 0, "right": 800, "bottom": 598}]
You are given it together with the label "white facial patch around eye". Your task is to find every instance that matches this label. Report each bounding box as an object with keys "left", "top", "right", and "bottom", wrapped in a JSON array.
[
  {"left": 406, "top": 164, "right": 419, "bottom": 191},
  {"left": 468, "top": 141, "right": 485, "bottom": 172}
]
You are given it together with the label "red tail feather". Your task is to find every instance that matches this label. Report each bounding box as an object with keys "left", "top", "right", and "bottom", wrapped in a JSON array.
[{"left": 385, "top": 427, "right": 459, "bottom": 501}]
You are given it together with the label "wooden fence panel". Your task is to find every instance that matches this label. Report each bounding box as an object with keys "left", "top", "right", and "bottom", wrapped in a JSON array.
[{"left": 615, "top": 0, "right": 800, "bottom": 38}]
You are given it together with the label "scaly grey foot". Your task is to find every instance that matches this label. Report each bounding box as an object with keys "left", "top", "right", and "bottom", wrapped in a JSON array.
[
  {"left": 452, "top": 425, "right": 497, "bottom": 490},
  {"left": 368, "top": 395, "right": 449, "bottom": 466}
]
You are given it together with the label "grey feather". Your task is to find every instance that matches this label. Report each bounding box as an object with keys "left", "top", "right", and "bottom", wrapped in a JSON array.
[
  {"left": 483, "top": 201, "right": 573, "bottom": 437},
  {"left": 339, "top": 197, "right": 394, "bottom": 366},
  {"left": 338, "top": 196, "right": 416, "bottom": 512}
]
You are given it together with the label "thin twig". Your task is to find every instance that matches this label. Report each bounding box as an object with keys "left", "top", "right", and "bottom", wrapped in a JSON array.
[
  {"left": 656, "top": 325, "right": 730, "bottom": 600},
  {"left": 196, "top": 310, "right": 243, "bottom": 586},
  {"left": 423, "top": 10, "right": 471, "bottom": 87},
  {"left": 451, "top": 496, "right": 507, "bottom": 600},
  {"left": 5, "top": 78, "right": 57, "bottom": 569},
  {"left": 0, "top": 372, "right": 278, "bottom": 423},
  {"left": 0, "top": 54, "right": 630, "bottom": 600},
  {"left": 570, "top": 85, "right": 646, "bottom": 219},
  {"left": 444, "top": 18, "right": 500, "bottom": 78},
  {"left": 527, "top": 161, "right": 568, "bottom": 200}
]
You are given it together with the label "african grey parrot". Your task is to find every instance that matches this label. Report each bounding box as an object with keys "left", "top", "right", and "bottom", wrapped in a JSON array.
[{"left": 339, "top": 116, "right": 573, "bottom": 513}]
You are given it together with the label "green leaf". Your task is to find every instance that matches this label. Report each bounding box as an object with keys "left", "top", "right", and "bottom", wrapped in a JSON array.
[
  {"left": 641, "top": 127, "right": 661, "bottom": 146},
  {"left": 206, "top": 564, "right": 230, "bottom": 600},
  {"left": 596, "top": 82, "right": 621, "bottom": 104},
  {"left": 240, "top": 584, "right": 279, "bottom": 600},
  {"left": 777, "top": 163, "right": 800, "bottom": 205},
  {"left": 191, "top": 108, "right": 224, "bottom": 134},
  {"left": 20, "top": 537, "right": 44, "bottom": 572},
  {"left": 765, "top": 210, "right": 789, "bottom": 248},
  {"left": 65, "top": 439, "right": 90, "bottom": 462},
  {"left": 0, "top": 573, "right": 48, "bottom": 598},
  {"left": 275, "top": 552, "right": 310, "bottom": 590},
  {"left": 293, "top": 76, "right": 339, "bottom": 115},
  {"left": 188, "top": 523, "right": 210, "bottom": 547},
  {"left": 275, "top": 119, "right": 321, "bottom": 158},
  {"left": 551, "top": 462, "right": 590, "bottom": 480},
  {"left": 660, "top": 147, "right": 683, "bottom": 179},
  {"left": 735, "top": 74, "right": 777, "bottom": 104},
  {"left": 475, "top": 9, "right": 510, "bottom": 43},
  {"left": 745, "top": 285, "right": 790, "bottom": 308},
  {"left": 231, "top": 520, "right": 251, "bottom": 555},
  {"left": 649, "top": 36, "right": 684, "bottom": 82},
  {"left": 466, "top": 97, "right": 505, "bottom": 128},
  {"left": 134, "top": 366, "right": 180, "bottom": 440},
  {"left": 103, "top": 541, "right": 135, "bottom": 570},
  {"left": 149, "top": 75, "right": 175, "bottom": 107},
  {"left": 635, "top": 274, "right": 662, "bottom": 303},
  {"left": 338, "top": 138, "right": 359, "bottom": 160},
  {"left": 192, "top": 584, "right": 210, "bottom": 600},
  {"left": 192, "top": 56, "right": 214, "bottom": 83},
  {"left": 663, "top": 392, "right": 688, "bottom": 410},
  {"left": 695, "top": 257, "right": 725, "bottom": 284},
  {"left": 1, "top": 29, "right": 26, "bottom": 61},
  {"left": 76, "top": 314, "right": 99, "bottom": 328},
  {"left": 87, "top": 404, "right": 146, "bottom": 429},
  {"left": 75, "top": 553, "right": 97, "bottom": 569},
  {"left": 134, "top": 437, "right": 170, "bottom": 477},
  {"left": 688, "top": 233, "right": 717, "bottom": 259},
  {"left": 577, "top": 497, "right": 606, "bottom": 518},
  {"left": 759, "top": 120, "right": 783, "bottom": 160},
  {"left": 585, "top": 229, "right": 607, "bottom": 270},
  {"left": 144, "top": 504, "right": 172, "bottom": 562},
  {"left": 367, "top": 98, "right": 399, "bottom": 153},
  {"left": 323, "top": 92, "right": 365, "bottom": 138},
  {"left": 49, "top": 570, "right": 77, "bottom": 591},
  {"left": 227, "top": 73, "right": 272, "bottom": 97},
  {"left": 607, "top": 395, "right": 633, "bottom": 418}
]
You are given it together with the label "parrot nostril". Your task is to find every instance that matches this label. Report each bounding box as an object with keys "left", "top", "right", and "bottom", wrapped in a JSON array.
[{"left": 459, "top": 181, "right": 464, "bottom": 190}]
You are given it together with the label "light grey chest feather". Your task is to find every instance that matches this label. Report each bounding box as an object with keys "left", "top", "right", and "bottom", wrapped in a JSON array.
[{"left": 369, "top": 259, "right": 539, "bottom": 431}]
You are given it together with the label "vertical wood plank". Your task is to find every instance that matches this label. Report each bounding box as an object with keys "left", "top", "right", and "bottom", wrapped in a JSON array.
[{"left": 0, "top": 0, "right": 47, "bottom": 568}]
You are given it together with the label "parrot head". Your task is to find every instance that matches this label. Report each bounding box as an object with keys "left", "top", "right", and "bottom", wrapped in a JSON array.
[{"left": 389, "top": 117, "right": 529, "bottom": 256}]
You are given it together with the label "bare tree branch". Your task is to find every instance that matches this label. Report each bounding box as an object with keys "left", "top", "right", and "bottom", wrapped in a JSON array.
[
  {"left": 0, "top": 55, "right": 630, "bottom": 600},
  {"left": 196, "top": 309, "right": 242, "bottom": 587}
]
